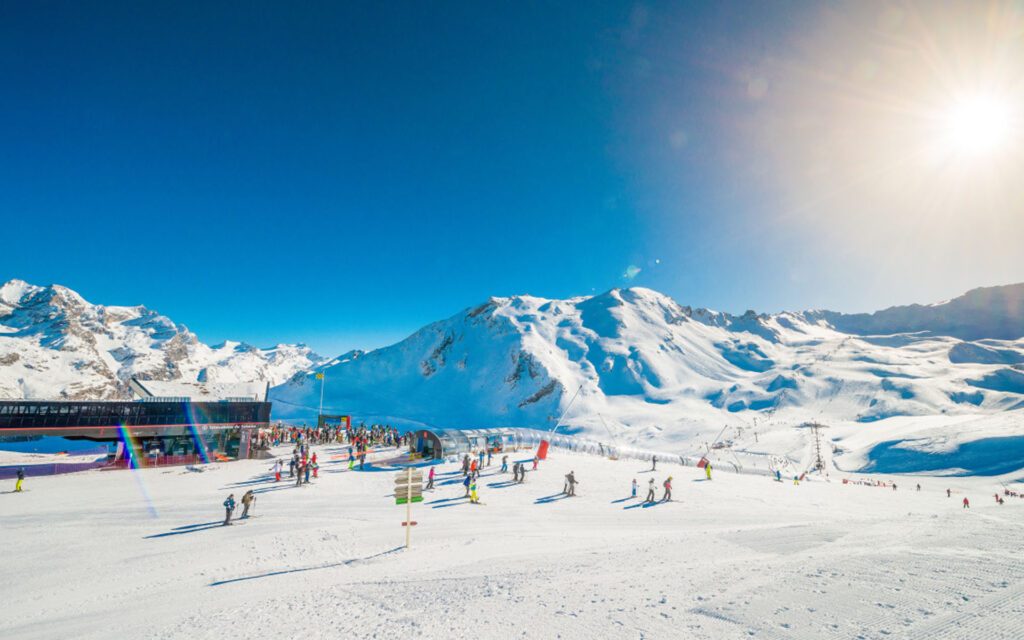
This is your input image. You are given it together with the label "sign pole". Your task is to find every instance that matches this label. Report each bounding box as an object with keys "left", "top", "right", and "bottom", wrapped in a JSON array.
[
  {"left": 318, "top": 372, "right": 326, "bottom": 419},
  {"left": 405, "top": 467, "right": 412, "bottom": 549}
]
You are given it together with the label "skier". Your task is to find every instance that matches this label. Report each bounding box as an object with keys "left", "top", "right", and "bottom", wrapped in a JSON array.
[
  {"left": 645, "top": 477, "right": 656, "bottom": 503},
  {"left": 14, "top": 468, "right": 25, "bottom": 493},
  {"left": 892, "top": 483, "right": 897, "bottom": 491},
  {"left": 477, "top": 450, "right": 485, "bottom": 471},
  {"left": 775, "top": 469, "right": 782, "bottom": 482},
  {"left": 462, "top": 455, "right": 470, "bottom": 476},
  {"left": 963, "top": 497, "right": 970, "bottom": 509},
  {"left": 223, "top": 494, "right": 236, "bottom": 525},
  {"left": 463, "top": 473, "right": 471, "bottom": 498},
  {"left": 271, "top": 459, "right": 282, "bottom": 482},
  {"left": 288, "top": 457, "right": 296, "bottom": 478},
  {"left": 501, "top": 455, "right": 508, "bottom": 474},
  {"left": 662, "top": 476, "right": 673, "bottom": 502},
  {"left": 470, "top": 478, "right": 480, "bottom": 504},
  {"left": 358, "top": 452, "right": 366, "bottom": 470},
  {"left": 651, "top": 455, "right": 657, "bottom": 471},
  {"left": 705, "top": 462, "right": 713, "bottom": 481},
  {"left": 631, "top": 478, "right": 638, "bottom": 499},
  {"left": 311, "top": 460, "right": 319, "bottom": 479},
  {"left": 566, "top": 471, "right": 578, "bottom": 496},
  {"left": 296, "top": 461, "right": 304, "bottom": 486},
  {"left": 470, "top": 459, "right": 478, "bottom": 477},
  {"left": 793, "top": 475, "right": 800, "bottom": 485},
  {"left": 916, "top": 483, "right": 921, "bottom": 492},
  {"left": 240, "top": 490, "right": 255, "bottom": 519},
  {"left": 426, "top": 466, "right": 435, "bottom": 490},
  {"left": 487, "top": 449, "right": 492, "bottom": 467},
  {"left": 532, "top": 455, "right": 539, "bottom": 471},
  {"left": 348, "top": 454, "right": 355, "bottom": 470},
  {"left": 947, "top": 488, "right": 952, "bottom": 498}
]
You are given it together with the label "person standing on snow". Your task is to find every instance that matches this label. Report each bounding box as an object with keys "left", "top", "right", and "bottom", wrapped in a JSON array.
[
  {"left": 463, "top": 473, "right": 472, "bottom": 498},
  {"left": 631, "top": 478, "right": 638, "bottom": 499},
  {"left": 426, "top": 466, "right": 435, "bottom": 490},
  {"left": 462, "top": 455, "right": 470, "bottom": 476},
  {"left": 963, "top": 497, "right": 970, "bottom": 509},
  {"left": 240, "top": 490, "right": 255, "bottom": 519},
  {"left": 651, "top": 455, "right": 657, "bottom": 471},
  {"left": 487, "top": 449, "right": 493, "bottom": 467},
  {"left": 916, "top": 484, "right": 921, "bottom": 492},
  {"left": 470, "top": 478, "right": 480, "bottom": 504},
  {"left": 645, "top": 478, "right": 656, "bottom": 503},
  {"left": 705, "top": 462, "right": 713, "bottom": 481},
  {"left": 311, "top": 460, "right": 319, "bottom": 479},
  {"left": 478, "top": 450, "right": 485, "bottom": 470},
  {"left": 501, "top": 455, "right": 508, "bottom": 474},
  {"left": 288, "top": 457, "right": 296, "bottom": 478},
  {"left": 271, "top": 459, "right": 282, "bottom": 482},
  {"left": 223, "top": 494, "right": 236, "bottom": 525},
  {"left": 947, "top": 488, "right": 952, "bottom": 498},
  {"left": 566, "top": 471, "right": 578, "bottom": 496},
  {"left": 532, "top": 456, "right": 539, "bottom": 470},
  {"left": 296, "top": 461, "right": 304, "bottom": 487},
  {"left": 662, "top": 476, "right": 673, "bottom": 502},
  {"left": 14, "top": 468, "right": 25, "bottom": 493}
]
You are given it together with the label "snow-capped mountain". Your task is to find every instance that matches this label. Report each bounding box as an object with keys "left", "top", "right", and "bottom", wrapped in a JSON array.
[
  {"left": 0, "top": 280, "right": 324, "bottom": 400},
  {"left": 270, "top": 284, "right": 1024, "bottom": 460}
]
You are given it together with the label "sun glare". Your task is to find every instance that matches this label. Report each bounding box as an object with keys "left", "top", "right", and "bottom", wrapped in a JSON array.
[{"left": 942, "top": 95, "right": 1014, "bottom": 155}]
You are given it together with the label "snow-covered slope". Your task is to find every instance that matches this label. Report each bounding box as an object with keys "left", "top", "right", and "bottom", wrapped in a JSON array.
[
  {"left": 0, "top": 280, "right": 324, "bottom": 400},
  {"left": 271, "top": 285, "right": 1024, "bottom": 471}
]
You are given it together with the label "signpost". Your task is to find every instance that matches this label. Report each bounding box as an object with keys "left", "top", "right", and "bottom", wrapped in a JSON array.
[{"left": 394, "top": 468, "right": 424, "bottom": 548}]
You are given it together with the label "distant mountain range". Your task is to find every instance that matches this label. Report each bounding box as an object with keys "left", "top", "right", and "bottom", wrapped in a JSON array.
[
  {"left": 0, "top": 280, "right": 323, "bottom": 400},
  {"left": 3, "top": 278, "right": 1022, "bottom": 439},
  {"left": 270, "top": 283, "right": 1024, "bottom": 445}
]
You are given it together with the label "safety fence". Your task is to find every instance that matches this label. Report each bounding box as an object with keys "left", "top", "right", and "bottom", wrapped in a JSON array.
[
  {"left": 0, "top": 460, "right": 109, "bottom": 479},
  {"left": 496, "top": 428, "right": 797, "bottom": 478}
]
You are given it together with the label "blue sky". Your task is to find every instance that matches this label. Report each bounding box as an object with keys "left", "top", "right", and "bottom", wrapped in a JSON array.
[{"left": 2, "top": 2, "right": 1022, "bottom": 356}]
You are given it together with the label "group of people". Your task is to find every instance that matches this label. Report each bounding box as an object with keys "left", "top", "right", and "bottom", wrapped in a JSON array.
[
  {"left": 632, "top": 476, "right": 673, "bottom": 502},
  {"left": 222, "top": 489, "right": 255, "bottom": 525}
]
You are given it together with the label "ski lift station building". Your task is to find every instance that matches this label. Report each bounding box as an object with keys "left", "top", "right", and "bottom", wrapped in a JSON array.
[{"left": 410, "top": 428, "right": 543, "bottom": 460}]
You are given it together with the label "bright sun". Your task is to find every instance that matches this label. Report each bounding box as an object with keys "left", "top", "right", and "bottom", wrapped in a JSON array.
[{"left": 943, "top": 95, "right": 1014, "bottom": 155}]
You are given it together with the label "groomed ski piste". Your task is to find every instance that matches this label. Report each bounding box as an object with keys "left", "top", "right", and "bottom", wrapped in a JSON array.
[{"left": 3, "top": 439, "right": 1023, "bottom": 640}]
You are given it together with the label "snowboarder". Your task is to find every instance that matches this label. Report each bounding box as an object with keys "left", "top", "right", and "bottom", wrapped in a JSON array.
[
  {"left": 651, "top": 455, "right": 657, "bottom": 471},
  {"left": 963, "top": 497, "right": 970, "bottom": 509},
  {"left": 501, "top": 455, "right": 508, "bottom": 473},
  {"left": 426, "top": 466, "right": 435, "bottom": 490},
  {"left": 631, "top": 478, "right": 638, "bottom": 499},
  {"left": 223, "top": 494, "right": 236, "bottom": 525},
  {"left": 463, "top": 474, "right": 471, "bottom": 498},
  {"left": 705, "top": 462, "right": 713, "bottom": 481},
  {"left": 662, "top": 476, "right": 673, "bottom": 502},
  {"left": 240, "top": 490, "right": 255, "bottom": 519},
  {"left": 645, "top": 478, "right": 656, "bottom": 503},
  {"left": 566, "top": 471, "right": 578, "bottom": 496},
  {"left": 14, "top": 468, "right": 24, "bottom": 493}
]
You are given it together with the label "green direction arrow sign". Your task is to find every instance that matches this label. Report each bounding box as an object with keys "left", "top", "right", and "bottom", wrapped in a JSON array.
[{"left": 395, "top": 496, "right": 424, "bottom": 505}]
